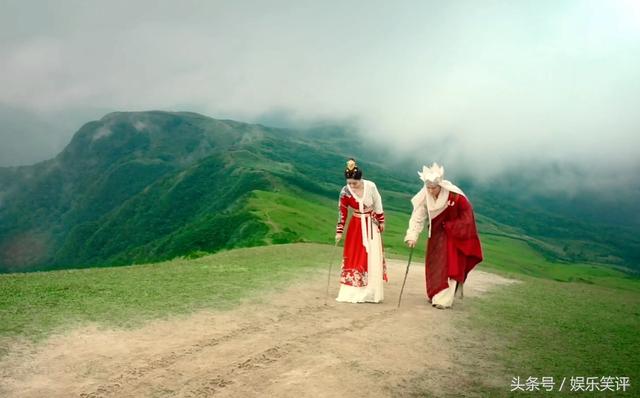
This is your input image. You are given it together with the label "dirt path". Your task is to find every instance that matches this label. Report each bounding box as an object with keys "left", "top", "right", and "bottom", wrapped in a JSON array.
[{"left": 0, "top": 261, "right": 517, "bottom": 397}]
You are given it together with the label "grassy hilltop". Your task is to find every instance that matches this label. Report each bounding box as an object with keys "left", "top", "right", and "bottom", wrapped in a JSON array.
[{"left": 1, "top": 111, "right": 638, "bottom": 273}]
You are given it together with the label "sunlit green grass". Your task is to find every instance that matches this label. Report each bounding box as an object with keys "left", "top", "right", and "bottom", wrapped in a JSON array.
[
  {"left": 459, "top": 235, "right": 640, "bottom": 396},
  {"left": 480, "top": 234, "right": 638, "bottom": 291},
  {"left": 0, "top": 243, "right": 333, "bottom": 345},
  {"left": 247, "top": 189, "right": 424, "bottom": 258},
  {"left": 461, "top": 275, "right": 640, "bottom": 397}
]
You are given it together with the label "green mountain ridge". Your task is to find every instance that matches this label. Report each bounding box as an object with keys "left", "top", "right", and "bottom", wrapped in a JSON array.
[{"left": 0, "top": 111, "right": 637, "bottom": 273}]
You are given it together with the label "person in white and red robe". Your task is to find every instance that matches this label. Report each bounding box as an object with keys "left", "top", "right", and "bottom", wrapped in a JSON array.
[
  {"left": 405, "top": 162, "right": 483, "bottom": 309},
  {"left": 335, "top": 159, "right": 387, "bottom": 303}
]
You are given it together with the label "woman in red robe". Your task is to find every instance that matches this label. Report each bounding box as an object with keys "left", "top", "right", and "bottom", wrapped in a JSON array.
[
  {"left": 335, "top": 159, "right": 387, "bottom": 303},
  {"left": 405, "top": 162, "right": 482, "bottom": 309}
]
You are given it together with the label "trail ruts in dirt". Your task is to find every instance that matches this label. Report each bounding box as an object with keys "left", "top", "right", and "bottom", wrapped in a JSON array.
[{"left": 0, "top": 260, "right": 517, "bottom": 397}]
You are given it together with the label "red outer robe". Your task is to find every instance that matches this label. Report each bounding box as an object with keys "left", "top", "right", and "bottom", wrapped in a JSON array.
[
  {"left": 425, "top": 191, "right": 483, "bottom": 299},
  {"left": 336, "top": 188, "right": 387, "bottom": 287}
]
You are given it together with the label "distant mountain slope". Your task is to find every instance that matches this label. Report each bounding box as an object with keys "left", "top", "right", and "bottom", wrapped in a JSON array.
[
  {"left": 0, "top": 111, "right": 637, "bottom": 273},
  {"left": 0, "top": 111, "right": 392, "bottom": 271}
]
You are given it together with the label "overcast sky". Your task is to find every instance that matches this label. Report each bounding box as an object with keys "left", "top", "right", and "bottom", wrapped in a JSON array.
[{"left": 1, "top": 0, "right": 639, "bottom": 184}]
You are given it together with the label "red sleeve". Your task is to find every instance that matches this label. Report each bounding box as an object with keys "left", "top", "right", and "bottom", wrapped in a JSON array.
[
  {"left": 374, "top": 212, "right": 385, "bottom": 224},
  {"left": 336, "top": 190, "right": 349, "bottom": 234}
]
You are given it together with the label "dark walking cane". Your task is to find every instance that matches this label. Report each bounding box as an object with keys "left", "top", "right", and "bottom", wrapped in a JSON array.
[
  {"left": 397, "top": 246, "right": 414, "bottom": 308},
  {"left": 324, "top": 241, "right": 340, "bottom": 305}
]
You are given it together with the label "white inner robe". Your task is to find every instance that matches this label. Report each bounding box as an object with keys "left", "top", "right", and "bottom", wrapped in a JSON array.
[{"left": 430, "top": 278, "right": 458, "bottom": 308}]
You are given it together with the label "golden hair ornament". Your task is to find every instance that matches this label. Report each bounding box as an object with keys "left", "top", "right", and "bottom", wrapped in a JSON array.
[{"left": 346, "top": 159, "right": 356, "bottom": 171}]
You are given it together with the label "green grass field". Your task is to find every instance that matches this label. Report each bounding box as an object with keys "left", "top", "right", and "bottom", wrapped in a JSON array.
[
  {"left": 246, "top": 189, "right": 424, "bottom": 258},
  {"left": 481, "top": 234, "right": 639, "bottom": 291},
  {"left": 1, "top": 225, "right": 638, "bottom": 395},
  {"left": 466, "top": 235, "right": 640, "bottom": 396},
  {"left": 0, "top": 243, "right": 334, "bottom": 349},
  {"left": 463, "top": 275, "right": 640, "bottom": 396}
]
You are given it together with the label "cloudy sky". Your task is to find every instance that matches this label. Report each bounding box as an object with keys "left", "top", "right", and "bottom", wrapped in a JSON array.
[{"left": 1, "top": 0, "right": 639, "bottom": 182}]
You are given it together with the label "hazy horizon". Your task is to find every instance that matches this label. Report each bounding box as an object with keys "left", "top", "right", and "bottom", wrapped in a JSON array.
[{"left": 1, "top": 0, "right": 639, "bottom": 189}]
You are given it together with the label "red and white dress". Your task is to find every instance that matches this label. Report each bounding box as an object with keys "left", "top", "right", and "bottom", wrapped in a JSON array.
[
  {"left": 336, "top": 179, "right": 387, "bottom": 303},
  {"left": 405, "top": 187, "right": 483, "bottom": 308}
]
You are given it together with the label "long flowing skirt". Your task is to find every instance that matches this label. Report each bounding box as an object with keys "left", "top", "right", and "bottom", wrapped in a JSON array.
[
  {"left": 336, "top": 216, "right": 385, "bottom": 303},
  {"left": 426, "top": 213, "right": 459, "bottom": 308}
]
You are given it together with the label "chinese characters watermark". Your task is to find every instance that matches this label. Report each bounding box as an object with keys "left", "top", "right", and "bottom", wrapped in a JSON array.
[{"left": 510, "top": 376, "right": 630, "bottom": 392}]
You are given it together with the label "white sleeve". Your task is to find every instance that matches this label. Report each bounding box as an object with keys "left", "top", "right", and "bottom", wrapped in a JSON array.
[
  {"left": 404, "top": 203, "right": 427, "bottom": 242},
  {"left": 372, "top": 183, "right": 383, "bottom": 214}
]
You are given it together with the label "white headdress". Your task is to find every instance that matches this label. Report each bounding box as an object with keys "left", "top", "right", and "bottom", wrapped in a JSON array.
[
  {"left": 418, "top": 162, "right": 445, "bottom": 185},
  {"left": 411, "top": 162, "right": 465, "bottom": 238}
]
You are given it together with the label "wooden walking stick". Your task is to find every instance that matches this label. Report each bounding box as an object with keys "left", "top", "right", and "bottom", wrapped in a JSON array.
[
  {"left": 397, "top": 185, "right": 432, "bottom": 308},
  {"left": 324, "top": 241, "right": 340, "bottom": 305},
  {"left": 397, "top": 246, "right": 414, "bottom": 308}
]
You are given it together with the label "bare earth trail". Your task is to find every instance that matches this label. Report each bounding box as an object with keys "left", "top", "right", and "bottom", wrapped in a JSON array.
[{"left": 0, "top": 261, "right": 517, "bottom": 397}]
